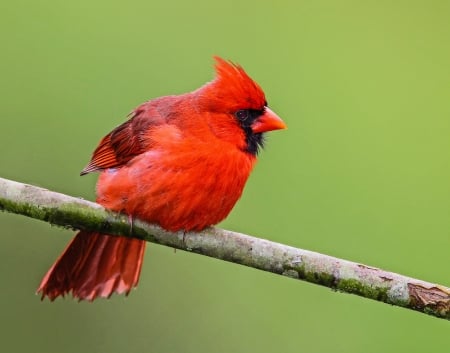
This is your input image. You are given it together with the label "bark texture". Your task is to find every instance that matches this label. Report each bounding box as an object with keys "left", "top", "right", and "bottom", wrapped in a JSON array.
[{"left": 0, "top": 177, "right": 448, "bottom": 320}]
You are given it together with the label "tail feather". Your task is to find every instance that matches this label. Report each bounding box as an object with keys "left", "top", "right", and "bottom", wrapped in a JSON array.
[{"left": 37, "top": 231, "right": 146, "bottom": 301}]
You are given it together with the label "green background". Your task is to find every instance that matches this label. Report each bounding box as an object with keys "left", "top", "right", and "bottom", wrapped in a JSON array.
[{"left": 1, "top": 1, "right": 449, "bottom": 352}]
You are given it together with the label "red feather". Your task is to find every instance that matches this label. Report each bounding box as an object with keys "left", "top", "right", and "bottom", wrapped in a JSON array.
[
  {"left": 38, "top": 231, "right": 145, "bottom": 300},
  {"left": 38, "top": 57, "right": 286, "bottom": 301}
]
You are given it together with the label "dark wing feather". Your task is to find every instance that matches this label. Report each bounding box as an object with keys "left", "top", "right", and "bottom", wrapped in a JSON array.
[{"left": 80, "top": 106, "right": 158, "bottom": 175}]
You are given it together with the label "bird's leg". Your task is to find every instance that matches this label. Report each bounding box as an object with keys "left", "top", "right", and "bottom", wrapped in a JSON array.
[
  {"left": 174, "top": 231, "right": 187, "bottom": 253},
  {"left": 182, "top": 230, "right": 188, "bottom": 248},
  {"left": 128, "top": 214, "right": 133, "bottom": 236}
]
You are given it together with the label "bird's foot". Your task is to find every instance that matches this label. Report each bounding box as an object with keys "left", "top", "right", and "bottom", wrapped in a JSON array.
[{"left": 128, "top": 214, "right": 134, "bottom": 236}]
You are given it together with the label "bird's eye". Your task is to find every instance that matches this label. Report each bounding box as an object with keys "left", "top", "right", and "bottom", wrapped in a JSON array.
[{"left": 235, "top": 110, "right": 250, "bottom": 121}]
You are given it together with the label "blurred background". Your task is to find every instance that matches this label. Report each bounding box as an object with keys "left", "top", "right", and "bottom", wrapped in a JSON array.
[{"left": 1, "top": 0, "right": 449, "bottom": 352}]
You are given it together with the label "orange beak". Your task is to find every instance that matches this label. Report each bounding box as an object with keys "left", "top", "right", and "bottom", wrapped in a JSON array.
[{"left": 251, "top": 107, "right": 287, "bottom": 133}]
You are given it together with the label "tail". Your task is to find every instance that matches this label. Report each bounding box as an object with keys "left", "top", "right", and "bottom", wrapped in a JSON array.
[{"left": 37, "top": 231, "right": 146, "bottom": 301}]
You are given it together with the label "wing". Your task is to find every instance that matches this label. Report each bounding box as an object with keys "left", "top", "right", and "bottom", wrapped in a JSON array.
[{"left": 80, "top": 105, "right": 162, "bottom": 175}]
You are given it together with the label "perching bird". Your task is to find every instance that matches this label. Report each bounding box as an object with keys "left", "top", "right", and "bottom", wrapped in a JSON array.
[{"left": 38, "top": 57, "right": 286, "bottom": 301}]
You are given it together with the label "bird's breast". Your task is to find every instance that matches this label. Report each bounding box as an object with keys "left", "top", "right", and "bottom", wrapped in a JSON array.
[{"left": 96, "top": 140, "right": 256, "bottom": 231}]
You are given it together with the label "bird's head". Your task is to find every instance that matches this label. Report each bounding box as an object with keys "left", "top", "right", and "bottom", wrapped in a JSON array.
[{"left": 196, "top": 57, "right": 286, "bottom": 155}]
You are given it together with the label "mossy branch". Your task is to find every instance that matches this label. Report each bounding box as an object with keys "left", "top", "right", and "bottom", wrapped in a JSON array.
[{"left": 0, "top": 176, "right": 449, "bottom": 320}]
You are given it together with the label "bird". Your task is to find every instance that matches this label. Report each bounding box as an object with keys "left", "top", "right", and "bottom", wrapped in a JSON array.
[{"left": 37, "top": 57, "right": 286, "bottom": 301}]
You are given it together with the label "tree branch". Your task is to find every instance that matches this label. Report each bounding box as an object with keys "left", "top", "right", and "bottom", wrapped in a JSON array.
[{"left": 0, "top": 176, "right": 448, "bottom": 320}]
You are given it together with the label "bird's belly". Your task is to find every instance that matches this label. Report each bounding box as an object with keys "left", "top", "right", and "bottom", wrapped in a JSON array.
[{"left": 96, "top": 148, "right": 255, "bottom": 231}]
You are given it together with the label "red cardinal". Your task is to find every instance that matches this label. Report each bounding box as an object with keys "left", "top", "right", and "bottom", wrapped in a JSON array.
[{"left": 38, "top": 57, "right": 286, "bottom": 301}]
